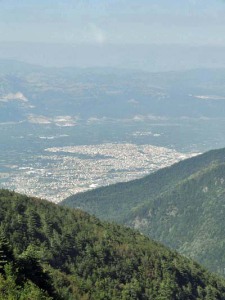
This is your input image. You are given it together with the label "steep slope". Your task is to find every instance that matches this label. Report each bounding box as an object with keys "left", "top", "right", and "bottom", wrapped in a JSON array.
[
  {"left": 62, "top": 147, "right": 225, "bottom": 275},
  {"left": 1, "top": 190, "right": 225, "bottom": 299},
  {"left": 127, "top": 163, "right": 225, "bottom": 274}
]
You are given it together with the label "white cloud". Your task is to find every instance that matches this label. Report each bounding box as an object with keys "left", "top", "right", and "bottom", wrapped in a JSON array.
[{"left": 1, "top": 92, "right": 28, "bottom": 102}]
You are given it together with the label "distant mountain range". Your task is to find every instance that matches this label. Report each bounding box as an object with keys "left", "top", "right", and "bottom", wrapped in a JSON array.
[
  {"left": 2, "top": 189, "right": 225, "bottom": 299},
  {"left": 2, "top": 43, "right": 225, "bottom": 72},
  {"left": 62, "top": 147, "right": 225, "bottom": 275},
  {"left": 1, "top": 60, "right": 225, "bottom": 124},
  {"left": 2, "top": 59, "right": 225, "bottom": 153}
]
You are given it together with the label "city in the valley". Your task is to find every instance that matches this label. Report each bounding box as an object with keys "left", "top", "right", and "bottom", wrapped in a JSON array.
[{"left": 0, "top": 142, "right": 197, "bottom": 202}]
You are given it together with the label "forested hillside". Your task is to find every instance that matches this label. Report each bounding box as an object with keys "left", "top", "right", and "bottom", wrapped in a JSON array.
[
  {"left": 62, "top": 147, "right": 225, "bottom": 275},
  {"left": 1, "top": 189, "right": 225, "bottom": 299}
]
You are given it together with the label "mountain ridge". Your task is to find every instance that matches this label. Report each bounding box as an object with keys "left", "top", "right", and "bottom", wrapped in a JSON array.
[{"left": 62, "top": 147, "right": 225, "bottom": 275}]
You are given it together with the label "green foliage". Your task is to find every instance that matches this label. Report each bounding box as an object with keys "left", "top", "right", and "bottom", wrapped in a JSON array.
[
  {"left": 62, "top": 147, "right": 225, "bottom": 275},
  {"left": 1, "top": 190, "right": 225, "bottom": 299},
  {"left": 0, "top": 244, "right": 52, "bottom": 299}
]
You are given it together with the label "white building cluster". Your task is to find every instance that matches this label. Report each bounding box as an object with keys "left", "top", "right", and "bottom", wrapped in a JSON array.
[{"left": 1, "top": 143, "right": 197, "bottom": 203}]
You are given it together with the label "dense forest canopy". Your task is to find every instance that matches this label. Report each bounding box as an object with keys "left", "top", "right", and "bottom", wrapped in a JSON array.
[{"left": 1, "top": 189, "right": 225, "bottom": 299}]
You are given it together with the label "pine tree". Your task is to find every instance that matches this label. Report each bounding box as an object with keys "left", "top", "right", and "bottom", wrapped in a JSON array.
[
  {"left": 0, "top": 230, "right": 13, "bottom": 273},
  {"left": 0, "top": 248, "right": 7, "bottom": 273}
]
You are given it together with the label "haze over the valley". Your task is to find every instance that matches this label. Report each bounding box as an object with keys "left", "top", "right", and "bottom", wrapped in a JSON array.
[{"left": 1, "top": 0, "right": 225, "bottom": 201}]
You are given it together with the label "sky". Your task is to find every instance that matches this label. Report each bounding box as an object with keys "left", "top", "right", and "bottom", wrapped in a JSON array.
[{"left": 0, "top": 0, "right": 225, "bottom": 70}]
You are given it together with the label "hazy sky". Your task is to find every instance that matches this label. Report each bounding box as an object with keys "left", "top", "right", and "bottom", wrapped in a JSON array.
[
  {"left": 1, "top": 0, "right": 225, "bottom": 46},
  {"left": 1, "top": 0, "right": 225, "bottom": 70}
]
